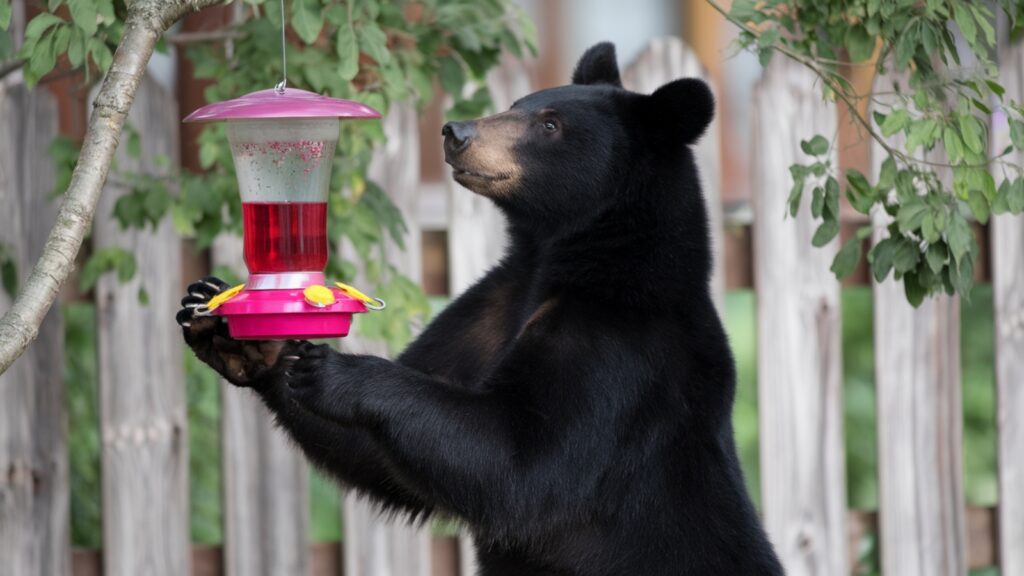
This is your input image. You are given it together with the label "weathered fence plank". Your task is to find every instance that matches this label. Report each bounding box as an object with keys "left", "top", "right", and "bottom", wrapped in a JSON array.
[
  {"left": 445, "top": 56, "right": 528, "bottom": 293},
  {"left": 622, "top": 36, "right": 726, "bottom": 312},
  {"left": 0, "top": 79, "right": 69, "bottom": 576},
  {"left": 213, "top": 234, "right": 310, "bottom": 576},
  {"left": 93, "top": 75, "right": 190, "bottom": 576},
  {"left": 870, "top": 72, "right": 966, "bottom": 576},
  {"left": 439, "top": 55, "right": 535, "bottom": 575},
  {"left": 749, "top": 58, "right": 847, "bottom": 576},
  {"left": 993, "top": 41, "right": 1024, "bottom": 576},
  {"left": 343, "top": 101, "right": 431, "bottom": 576}
]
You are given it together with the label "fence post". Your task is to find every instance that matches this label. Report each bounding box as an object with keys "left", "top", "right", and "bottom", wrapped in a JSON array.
[
  {"left": 750, "top": 57, "right": 847, "bottom": 576},
  {"left": 0, "top": 79, "right": 70, "bottom": 576},
  {"left": 343, "top": 101, "right": 432, "bottom": 576},
  {"left": 439, "top": 55, "right": 533, "bottom": 575},
  {"left": 993, "top": 42, "right": 1024, "bottom": 576},
  {"left": 622, "top": 37, "right": 725, "bottom": 312},
  {"left": 92, "top": 74, "right": 190, "bottom": 576},
  {"left": 870, "top": 71, "right": 966, "bottom": 576},
  {"left": 445, "top": 56, "right": 528, "bottom": 296},
  {"left": 214, "top": 234, "right": 311, "bottom": 576}
]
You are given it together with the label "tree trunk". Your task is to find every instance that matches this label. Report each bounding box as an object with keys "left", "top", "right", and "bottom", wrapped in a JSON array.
[{"left": 0, "top": 0, "right": 226, "bottom": 374}]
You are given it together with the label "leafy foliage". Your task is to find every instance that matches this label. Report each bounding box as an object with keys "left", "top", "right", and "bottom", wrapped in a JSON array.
[
  {"left": 0, "top": 241, "right": 17, "bottom": 297},
  {"left": 4, "top": 0, "right": 535, "bottom": 350},
  {"left": 719, "top": 0, "right": 1024, "bottom": 305},
  {"left": 11, "top": 0, "right": 117, "bottom": 86}
]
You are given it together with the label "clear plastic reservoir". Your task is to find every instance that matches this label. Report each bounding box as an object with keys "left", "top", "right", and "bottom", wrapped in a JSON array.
[{"left": 227, "top": 118, "right": 338, "bottom": 273}]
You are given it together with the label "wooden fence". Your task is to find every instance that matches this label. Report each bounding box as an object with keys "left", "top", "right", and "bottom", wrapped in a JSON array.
[{"left": 0, "top": 33, "right": 1022, "bottom": 576}]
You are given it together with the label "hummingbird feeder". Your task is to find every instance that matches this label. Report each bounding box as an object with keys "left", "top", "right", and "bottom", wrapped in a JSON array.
[{"left": 183, "top": 88, "right": 384, "bottom": 340}]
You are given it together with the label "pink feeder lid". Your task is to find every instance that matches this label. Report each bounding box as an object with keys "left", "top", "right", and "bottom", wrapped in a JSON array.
[{"left": 183, "top": 88, "right": 381, "bottom": 123}]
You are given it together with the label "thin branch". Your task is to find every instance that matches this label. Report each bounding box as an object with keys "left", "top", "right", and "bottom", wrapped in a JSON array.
[
  {"left": 0, "top": 0, "right": 225, "bottom": 374},
  {"left": 704, "top": 0, "right": 994, "bottom": 171}
]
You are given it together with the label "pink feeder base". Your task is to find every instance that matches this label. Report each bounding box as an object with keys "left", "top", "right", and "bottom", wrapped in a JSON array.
[{"left": 214, "top": 286, "right": 368, "bottom": 340}]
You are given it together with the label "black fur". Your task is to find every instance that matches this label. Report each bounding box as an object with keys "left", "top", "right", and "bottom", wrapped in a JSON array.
[
  {"left": 179, "top": 42, "right": 783, "bottom": 575},
  {"left": 571, "top": 42, "right": 622, "bottom": 87}
]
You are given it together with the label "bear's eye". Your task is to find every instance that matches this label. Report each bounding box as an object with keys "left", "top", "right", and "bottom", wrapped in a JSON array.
[{"left": 543, "top": 120, "right": 559, "bottom": 132}]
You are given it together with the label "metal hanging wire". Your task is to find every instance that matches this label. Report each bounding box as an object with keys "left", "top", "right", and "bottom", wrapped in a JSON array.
[{"left": 274, "top": 0, "right": 287, "bottom": 93}]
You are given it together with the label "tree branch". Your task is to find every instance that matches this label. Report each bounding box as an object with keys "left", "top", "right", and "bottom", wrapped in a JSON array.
[
  {"left": 0, "top": 0, "right": 225, "bottom": 374},
  {"left": 703, "top": 0, "right": 996, "bottom": 171},
  {"left": 0, "top": 59, "right": 24, "bottom": 82}
]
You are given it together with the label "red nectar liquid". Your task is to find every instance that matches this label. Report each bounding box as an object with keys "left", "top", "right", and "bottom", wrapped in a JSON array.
[{"left": 242, "top": 202, "right": 328, "bottom": 273}]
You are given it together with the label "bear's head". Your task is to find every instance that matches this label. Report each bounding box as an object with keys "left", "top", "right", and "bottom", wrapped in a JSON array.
[{"left": 442, "top": 42, "right": 714, "bottom": 229}]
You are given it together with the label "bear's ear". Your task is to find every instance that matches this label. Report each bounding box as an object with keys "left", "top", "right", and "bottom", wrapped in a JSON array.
[
  {"left": 647, "top": 77, "right": 715, "bottom": 144},
  {"left": 572, "top": 42, "right": 622, "bottom": 87}
]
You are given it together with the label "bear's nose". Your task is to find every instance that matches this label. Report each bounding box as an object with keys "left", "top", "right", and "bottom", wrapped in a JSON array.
[{"left": 442, "top": 121, "right": 475, "bottom": 155}]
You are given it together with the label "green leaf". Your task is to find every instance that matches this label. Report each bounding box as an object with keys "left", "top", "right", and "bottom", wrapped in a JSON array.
[
  {"left": 906, "top": 118, "right": 939, "bottom": 153},
  {"left": 880, "top": 109, "right": 909, "bottom": 137},
  {"left": 811, "top": 186, "right": 824, "bottom": 218},
  {"left": 831, "top": 238, "right": 862, "bottom": 278},
  {"left": 96, "top": 0, "right": 113, "bottom": 24},
  {"left": 971, "top": 98, "right": 992, "bottom": 115},
  {"left": 946, "top": 212, "right": 973, "bottom": 263},
  {"left": 847, "top": 168, "right": 871, "bottom": 195},
  {"left": 171, "top": 204, "right": 197, "bottom": 237},
  {"left": 67, "top": 26, "right": 86, "bottom": 67},
  {"left": 869, "top": 237, "right": 898, "bottom": 282},
  {"left": 758, "top": 27, "right": 780, "bottom": 49},
  {"left": 921, "top": 213, "right": 939, "bottom": 243},
  {"left": 1009, "top": 178, "right": 1024, "bottom": 214},
  {"left": 27, "top": 28, "right": 59, "bottom": 85},
  {"left": 877, "top": 157, "right": 897, "bottom": 191},
  {"left": 903, "top": 272, "right": 927, "bottom": 307},
  {"left": 953, "top": 3, "right": 977, "bottom": 46},
  {"left": 291, "top": 0, "right": 324, "bottom": 45},
  {"left": 357, "top": 23, "right": 391, "bottom": 66},
  {"left": 52, "top": 22, "right": 70, "bottom": 56},
  {"left": 0, "top": 243, "right": 16, "bottom": 297},
  {"left": 79, "top": 247, "right": 137, "bottom": 291},
  {"left": 967, "top": 190, "right": 989, "bottom": 224},
  {"left": 894, "top": 27, "right": 918, "bottom": 69},
  {"left": 88, "top": 38, "right": 113, "bottom": 72},
  {"left": 125, "top": 125, "right": 140, "bottom": 159},
  {"left": 959, "top": 115, "right": 985, "bottom": 155},
  {"left": 992, "top": 178, "right": 1011, "bottom": 214},
  {"left": 811, "top": 219, "right": 839, "bottom": 247},
  {"left": 787, "top": 164, "right": 807, "bottom": 217},
  {"left": 198, "top": 139, "right": 219, "bottom": 169},
  {"left": 439, "top": 57, "right": 464, "bottom": 97},
  {"left": 0, "top": 0, "right": 11, "bottom": 30},
  {"left": 846, "top": 24, "right": 875, "bottom": 62},
  {"left": 21, "top": 13, "right": 64, "bottom": 46},
  {"left": 892, "top": 237, "right": 921, "bottom": 274},
  {"left": 1009, "top": 118, "right": 1024, "bottom": 151},
  {"left": 943, "top": 126, "right": 964, "bottom": 165},
  {"left": 801, "top": 135, "right": 830, "bottom": 157},
  {"left": 969, "top": 4, "right": 995, "bottom": 47},
  {"left": 949, "top": 254, "right": 974, "bottom": 299},
  {"left": 729, "top": 0, "right": 759, "bottom": 23},
  {"left": 67, "top": 0, "right": 97, "bottom": 36},
  {"left": 926, "top": 242, "right": 947, "bottom": 274},
  {"left": 137, "top": 286, "right": 149, "bottom": 305},
  {"left": 335, "top": 11, "right": 359, "bottom": 81},
  {"left": 896, "top": 199, "right": 929, "bottom": 233},
  {"left": 824, "top": 176, "right": 840, "bottom": 219}
]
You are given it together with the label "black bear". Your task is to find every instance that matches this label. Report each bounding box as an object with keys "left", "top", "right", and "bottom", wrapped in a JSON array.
[{"left": 178, "top": 42, "right": 784, "bottom": 576}]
